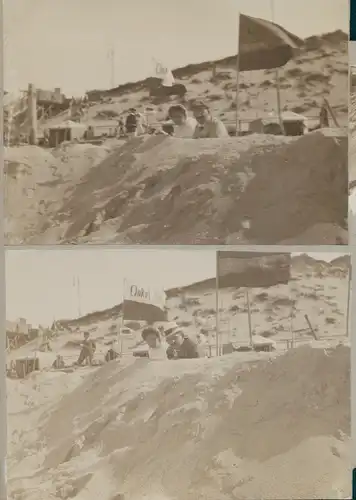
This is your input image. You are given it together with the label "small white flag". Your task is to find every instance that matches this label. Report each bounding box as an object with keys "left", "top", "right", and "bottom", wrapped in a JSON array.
[{"left": 154, "top": 61, "right": 175, "bottom": 87}]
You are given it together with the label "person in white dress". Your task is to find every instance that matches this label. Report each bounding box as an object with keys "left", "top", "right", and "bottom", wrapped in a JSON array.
[
  {"left": 141, "top": 326, "right": 169, "bottom": 360},
  {"left": 167, "top": 104, "right": 197, "bottom": 138}
]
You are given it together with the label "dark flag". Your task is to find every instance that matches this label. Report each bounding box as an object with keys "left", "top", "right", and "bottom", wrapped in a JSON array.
[
  {"left": 217, "top": 251, "right": 291, "bottom": 289},
  {"left": 238, "top": 14, "right": 304, "bottom": 72},
  {"left": 123, "top": 280, "right": 167, "bottom": 323},
  {"left": 351, "top": 0, "right": 356, "bottom": 41}
]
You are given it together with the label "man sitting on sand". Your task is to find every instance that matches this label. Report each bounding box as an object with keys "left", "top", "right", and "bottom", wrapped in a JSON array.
[
  {"left": 167, "top": 104, "right": 198, "bottom": 138},
  {"left": 191, "top": 101, "right": 228, "bottom": 139},
  {"left": 105, "top": 342, "right": 120, "bottom": 362},
  {"left": 52, "top": 354, "right": 65, "bottom": 369},
  {"left": 76, "top": 332, "right": 96, "bottom": 366},
  {"left": 166, "top": 329, "right": 204, "bottom": 359},
  {"left": 141, "top": 326, "right": 169, "bottom": 360}
]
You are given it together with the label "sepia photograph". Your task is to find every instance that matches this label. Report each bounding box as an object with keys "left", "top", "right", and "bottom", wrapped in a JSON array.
[
  {"left": 3, "top": 0, "right": 348, "bottom": 246},
  {"left": 5, "top": 248, "right": 350, "bottom": 499}
]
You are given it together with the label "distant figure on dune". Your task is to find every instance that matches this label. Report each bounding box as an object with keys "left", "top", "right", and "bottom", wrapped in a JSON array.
[
  {"left": 52, "top": 354, "right": 65, "bottom": 369},
  {"left": 125, "top": 108, "right": 146, "bottom": 138},
  {"left": 319, "top": 99, "right": 330, "bottom": 128},
  {"left": 167, "top": 104, "right": 197, "bottom": 138},
  {"left": 141, "top": 326, "right": 169, "bottom": 360},
  {"left": 191, "top": 101, "right": 228, "bottom": 139},
  {"left": 76, "top": 332, "right": 96, "bottom": 366},
  {"left": 105, "top": 342, "right": 120, "bottom": 362}
]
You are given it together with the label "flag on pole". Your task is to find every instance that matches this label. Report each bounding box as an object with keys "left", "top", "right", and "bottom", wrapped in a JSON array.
[
  {"left": 217, "top": 251, "right": 291, "bottom": 288},
  {"left": 123, "top": 280, "right": 167, "bottom": 322},
  {"left": 153, "top": 60, "right": 175, "bottom": 87},
  {"left": 238, "top": 14, "right": 304, "bottom": 72}
]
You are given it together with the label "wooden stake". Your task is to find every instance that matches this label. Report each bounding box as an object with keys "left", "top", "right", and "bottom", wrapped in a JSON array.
[
  {"left": 324, "top": 98, "right": 339, "bottom": 128},
  {"left": 304, "top": 314, "right": 318, "bottom": 340}
]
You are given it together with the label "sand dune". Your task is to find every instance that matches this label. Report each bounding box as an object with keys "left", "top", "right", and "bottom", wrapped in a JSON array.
[
  {"left": 7, "top": 346, "right": 350, "bottom": 500},
  {"left": 5, "top": 130, "right": 347, "bottom": 245}
]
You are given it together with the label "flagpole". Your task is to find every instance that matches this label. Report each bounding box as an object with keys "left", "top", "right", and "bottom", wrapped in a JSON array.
[
  {"left": 270, "top": 0, "right": 285, "bottom": 135},
  {"left": 245, "top": 289, "right": 253, "bottom": 346},
  {"left": 120, "top": 279, "right": 125, "bottom": 356},
  {"left": 77, "top": 276, "right": 82, "bottom": 318},
  {"left": 215, "top": 253, "right": 220, "bottom": 356},
  {"left": 235, "top": 13, "right": 241, "bottom": 137},
  {"left": 347, "top": 265, "right": 351, "bottom": 337}
]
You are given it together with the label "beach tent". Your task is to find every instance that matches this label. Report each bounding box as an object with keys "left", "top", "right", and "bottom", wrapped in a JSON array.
[
  {"left": 251, "top": 334, "right": 277, "bottom": 351},
  {"left": 249, "top": 111, "right": 307, "bottom": 136},
  {"left": 47, "top": 120, "right": 86, "bottom": 147}
]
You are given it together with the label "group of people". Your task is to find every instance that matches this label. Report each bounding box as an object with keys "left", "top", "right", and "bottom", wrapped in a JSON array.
[
  {"left": 163, "top": 101, "right": 229, "bottom": 139},
  {"left": 141, "top": 323, "right": 208, "bottom": 361},
  {"left": 51, "top": 323, "right": 208, "bottom": 369},
  {"left": 123, "top": 101, "right": 229, "bottom": 139}
]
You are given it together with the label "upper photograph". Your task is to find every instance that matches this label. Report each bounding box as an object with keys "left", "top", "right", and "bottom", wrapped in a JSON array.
[{"left": 4, "top": 0, "right": 348, "bottom": 246}]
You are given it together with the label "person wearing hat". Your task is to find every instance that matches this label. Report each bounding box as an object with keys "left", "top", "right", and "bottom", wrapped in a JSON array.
[
  {"left": 167, "top": 104, "right": 198, "bottom": 138},
  {"left": 141, "top": 326, "right": 169, "bottom": 360},
  {"left": 125, "top": 108, "right": 146, "bottom": 137},
  {"left": 191, "top": 101, "right": 228, "bottom": 139},
  {"left": 166, "top": 329, "right": 204, "bottom": 359}
]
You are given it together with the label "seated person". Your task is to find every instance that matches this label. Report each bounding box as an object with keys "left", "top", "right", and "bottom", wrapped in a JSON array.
[
  {"left": 166, "top": 329, "right": 204, "bottom": 359},
  {"left": 52, "top": 354, "right": 65, "bottom": 369},
  {"left": 191, "top": 101, "right": 228, "bottom": 138},
  {"left": 167, "top": 104, "right": 197, "bottom": 138},
  {"left": 105, "top": 344, "right": 120, "bottom": 362},
  {"left": 141, "top": 326, "right": 169, "bottom": 360}
]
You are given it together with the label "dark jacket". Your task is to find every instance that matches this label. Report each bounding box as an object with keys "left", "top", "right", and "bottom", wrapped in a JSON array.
[{"left": 167, "top": 337, "right": 203, "bottom": 359}]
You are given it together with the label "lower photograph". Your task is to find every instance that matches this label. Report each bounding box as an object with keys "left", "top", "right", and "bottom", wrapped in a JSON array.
[{"left": 5, "top": 247, "right": 351, "bottom": 500}]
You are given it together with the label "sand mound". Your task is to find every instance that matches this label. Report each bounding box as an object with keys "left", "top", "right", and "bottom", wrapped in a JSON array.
[
  {"left": 4, "top": 142, "right": 115, "bottom": 244},
  {"left": 8, "top": 345, "right": 349, "bottom": 500},
  {"left": 7, "top": 130, "right": 347, "bottom": 245}
]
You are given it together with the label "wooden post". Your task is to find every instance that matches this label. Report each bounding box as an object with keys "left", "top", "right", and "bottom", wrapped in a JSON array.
[
  {"left": 27, "top": 83, "right": 37, "bottom": 145},
  {"left": 215, "top": 254, "right": 220, "bottom": 356},
  {"left": 245, "top": 289, "right": 253, "bottom": 345},
  {"left": 275, "top": 73, "right": 285, "bottom": 135}
]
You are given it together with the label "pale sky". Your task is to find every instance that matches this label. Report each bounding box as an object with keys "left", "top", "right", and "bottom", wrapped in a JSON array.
[
  {"left": 5, "top": 248, "right": 216, "bottom": 326},
  {"left": 5, "top": 249, "right": 347, "bottom": 327},
  {"left": 4, "top": 0, "right": 348, "bottom": 96}
]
